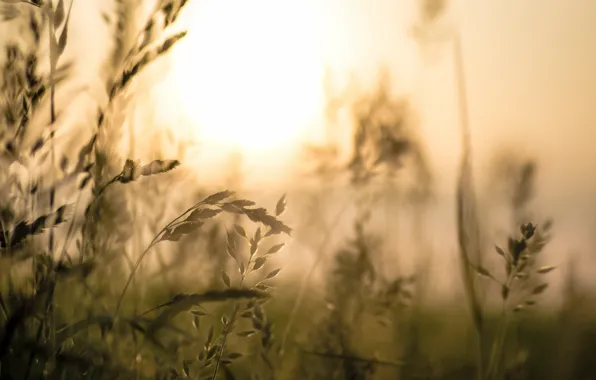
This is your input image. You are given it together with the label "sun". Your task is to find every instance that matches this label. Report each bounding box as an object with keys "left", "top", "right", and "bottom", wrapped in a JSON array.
[{"left": 170, "top": 0, "right": 325, "bottom": 156}]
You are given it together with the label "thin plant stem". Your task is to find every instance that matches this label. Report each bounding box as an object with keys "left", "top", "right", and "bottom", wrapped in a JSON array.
[
  {"left": 485, "top": 270, "right": 516, "bottom": 380},
  {"left": 210, "top": 302, "right": 239, "bottom": 380},
  {"left": 453, "top": 31, "right": 485, "bottom": 380},
  {"left": 45, "top": 4, "right": 59, "bottom": 374},
  {"left": 114, "top": 236, "right": 159, "bottom": 317},
  {"left": 58, "top": 189, "right": 83, "bottom": 263},
  {"left": 211, "top": 249, "right": 248, "bottom": 380},
  {"left": 115, "top": 197, "right": 216, "bottom": 316}
]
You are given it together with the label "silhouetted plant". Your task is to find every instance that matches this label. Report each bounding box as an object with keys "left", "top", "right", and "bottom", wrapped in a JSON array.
[{"left": 0, "top": 2, "right": 293, "bottom": 380}]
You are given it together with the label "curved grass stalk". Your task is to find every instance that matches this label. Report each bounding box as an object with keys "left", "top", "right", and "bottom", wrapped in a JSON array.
[
  {"left": 115, "top": 195, "right": 233, "bottom": 317},
  {"left": 453, "top": 32, "right": 486, "bottom": 380},
  {"left": 114, "top": 232, "right": 162, "bottom": 317}
]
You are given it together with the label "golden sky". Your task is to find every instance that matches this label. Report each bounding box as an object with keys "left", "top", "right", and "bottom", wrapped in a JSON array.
[
  {"left": 457, "top": 0, "right": 596, "bottom": 191},
  {"left": 2, "top": 0, "right": 593, "bottom": 195},
  {"left": 161, "top": 0, "right": 596, "bottom": 295},
  {"left": 165, "top": 0, "right": 596, "bottom": 201}
]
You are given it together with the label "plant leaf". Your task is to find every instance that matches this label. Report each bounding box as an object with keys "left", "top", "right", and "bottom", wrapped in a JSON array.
[
  {"left": 183, "top": 360, "right": 191, "bottom": 377},
  {"left": 532, "top": 283, "right": 549, "bottom": 295},
  {"left": 229, "top": 199, "right": 255, "bottom": 208},
  {"left": 234, "top": 224, "right": 247, "bottom": 238},
  {"left": 267, "top": 243, "right": 285, "bottom": 255},
  {"left": 264, "top": 268, "right": 281, "bottom": 280},
  {"left": 253, "top": 257, "right": 266, "bottom": 271},
  {"left": 255, "top": 283, "right": 270, "bottom": 291},
  {"left": 470, "top": 264, "right": 499, "bottom": 284},
  {"left": 201, "top": 190, "right": 234, "bottom": 205},
  {"left": 221, "top": 202, "right": 244, "bottom": 214},
  {"left": 140, "top": 159, "right": 180, "bottom": 176},
  {"left": 495, "top": 245, "right": 506, "bottom": 258},
  {"left": 227, "top": 233, "right": 237, "bottom": 259},
  {"left": 275, "top": 194, "right": 286, "bottom": 216},
  {"left": 474, "top": 265, "right": 492, "bottom": 278},
  {"left": 188, "top": 207, "right": 222, "bottom": 221},
  {"left": 537, "top": 265, "right": 556, "bottom": 274},
  {"left": 54, "top": 0, "right": 65, "bottom": 28},
  {"left": 250, "top": 238, "right": 258, "bottom": 256},
  {"left": 244, "top": 207, "right": 292, "bottom": 236},
  {"left": 57, "top": 0, "right": 74, "bottom": 57},
  {"left": 118, "top": 159, "right": 141, "bottom": 183},
  {"left": 221, "top": 271, "right": 231, "bottom": 287},
  {"left": 1, "top": 205, "right": 70, "bottom": 248}
]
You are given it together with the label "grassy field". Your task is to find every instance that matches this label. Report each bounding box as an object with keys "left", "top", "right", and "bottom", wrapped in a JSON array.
[{"left": 1, "top": 0, "right": 595, "bottom": 379}]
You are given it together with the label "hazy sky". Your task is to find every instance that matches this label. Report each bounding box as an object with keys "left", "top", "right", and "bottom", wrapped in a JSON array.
[
  {"left": 456, "top": 0, "right": 596, "bottom": 191},
  {"left": 166, "top": 0, "right": 596, "bottom": 296},
  {"left": 317, "top": 0, "right": 596, "bottom": 197},
  {"left": 163, "top": 0, "right": 596, "bottom": 203},
  {"left": 3, "top": 1, "right": 594, "bottom": 200}
]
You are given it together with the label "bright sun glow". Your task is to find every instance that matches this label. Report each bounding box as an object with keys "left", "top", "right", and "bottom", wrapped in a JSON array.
[{"left": 172, "top": 0, "right": 325, "bottom": 156}]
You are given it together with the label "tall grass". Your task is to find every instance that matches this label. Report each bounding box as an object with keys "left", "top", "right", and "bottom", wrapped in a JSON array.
[
  {"left": 0, "top": 2, "right": 292, "bottom": 379},
  {"left": 0, "top": 1, "right": 594, "bottom": 379}
]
